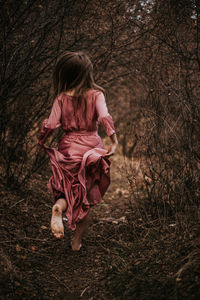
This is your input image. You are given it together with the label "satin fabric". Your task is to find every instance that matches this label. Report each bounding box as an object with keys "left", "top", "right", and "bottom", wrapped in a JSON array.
[{"left": 38, "top": 89, "right": 116, "bottom": 230}]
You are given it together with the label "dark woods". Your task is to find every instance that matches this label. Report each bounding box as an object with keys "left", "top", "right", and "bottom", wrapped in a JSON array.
[
  {"left": 1, "top": 0, "right": 200, "bottom": 242},
  {"left": 1, "top": 0, "right": 199, "bottom": 222},
  {"left": 1, "top": 0, "right": 199, "bottom": 188},
  {"left": 123, "top": 0, "right": 200, "bottom": 221},
  {"left": 0, "top": 1, "right": 199, "bottom": 298}
]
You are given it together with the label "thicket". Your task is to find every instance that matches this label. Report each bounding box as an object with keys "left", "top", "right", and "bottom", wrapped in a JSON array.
[
  {"left": 123, "top": 0, "right": 200, "bottom": 224},
  {"left": 0, "top": 0, "right": 199, "bottom": 299},
  {"left": 0, "top": 0, "right": 131, "bottom": 187},
  {"left": 107, "top": 1, "right": 200, "bottom": 298}
]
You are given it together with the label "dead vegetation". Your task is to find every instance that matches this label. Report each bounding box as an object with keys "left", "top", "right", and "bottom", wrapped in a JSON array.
[{"left": 1, "top": 0, "right": 200, "bottom": 299}]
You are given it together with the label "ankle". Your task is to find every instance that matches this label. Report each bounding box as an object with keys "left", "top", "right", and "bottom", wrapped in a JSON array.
[
  {"left": 54, "top": 198, "right": 67, "bottom": 212},
  {"left": 52, "top": 204, "right": 62, "bottom": 213},
  {"left": 72, "top": 236, "right": 81, "bottom": 243},
  {"left": 71, "top": 237, "right": 82, "bottom": 250}
]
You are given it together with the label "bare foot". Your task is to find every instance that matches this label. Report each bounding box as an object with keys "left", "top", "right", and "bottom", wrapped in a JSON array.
[
  {"left": 71, "top": 238, "right": 82, "bottom": 251},
  {"left": 51, "top": 204, "right": 64, "bottom": 239}
]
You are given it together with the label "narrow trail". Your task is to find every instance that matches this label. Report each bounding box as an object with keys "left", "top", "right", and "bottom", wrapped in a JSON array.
[
  {"left": 1, "top": 150, "right": 199, "bottom": 299},
  {"left": 1, "top": 151, "right": 131, "bottom": 299}
]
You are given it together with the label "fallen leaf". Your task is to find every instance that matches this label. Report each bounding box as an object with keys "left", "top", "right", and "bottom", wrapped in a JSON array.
[
  {"left": 16, "top": 244, "right": 21, "bottom": 252},
  {"left": 112, "top": 220, "right": 118, "bottom": 225},
  {"left": 31, "top": 246, "right": 36, "bottom": 251},
  {"left": 41, "top": 225, "right": 47, "bottom": 230},
  {"left": 134, "top": 260, "right": 141, "bottom": 265}
]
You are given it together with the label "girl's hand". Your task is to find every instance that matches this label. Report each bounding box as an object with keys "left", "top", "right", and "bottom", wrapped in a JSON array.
[
  {"left": 105, "top": 133, "right": 118, "bottom": 157},
  {"left": 105, "top": 142, "right": 118, "bottom": 157}
]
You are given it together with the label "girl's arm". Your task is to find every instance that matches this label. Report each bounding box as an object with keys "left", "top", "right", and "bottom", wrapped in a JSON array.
[
  {"left": 38, "top": 96, "right": 62, "bottom": 147},
  {"left": 96, "top": 92, "right": 118, "bottom": 156}
]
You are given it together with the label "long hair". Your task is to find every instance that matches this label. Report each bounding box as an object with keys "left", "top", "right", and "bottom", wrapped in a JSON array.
[{"left": 53, "top": 51, "right": 104, "bottom": 97}]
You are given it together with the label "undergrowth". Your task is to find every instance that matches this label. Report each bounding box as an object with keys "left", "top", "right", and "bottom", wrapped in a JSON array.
[{"left": 103, "top": 174, "right": 200, "bottom": 300}]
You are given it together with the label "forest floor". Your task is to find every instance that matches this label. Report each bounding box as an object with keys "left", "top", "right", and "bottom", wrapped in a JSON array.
[{"left": 0, "top": 144, "right": 199, "bottom": 300}]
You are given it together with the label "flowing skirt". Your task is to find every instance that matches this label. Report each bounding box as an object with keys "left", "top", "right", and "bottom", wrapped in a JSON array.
[{"left": 43, "top": 130, "right": 111, "bottom": 230}]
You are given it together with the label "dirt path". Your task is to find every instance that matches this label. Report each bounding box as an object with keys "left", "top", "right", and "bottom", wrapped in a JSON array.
[
  {"left": 1, "top": 151, "right": 131, "bottom": 299},
  {"left": 1, "top": 149, "right": 200, "bottom": 300}
]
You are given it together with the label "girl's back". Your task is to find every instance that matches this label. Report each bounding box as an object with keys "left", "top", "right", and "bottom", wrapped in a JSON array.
[
  {"left": 59, "top": 89, "right": 102, "bottom": 132},
  {"left": 45, "top": 89, "right": 115, "bottom": 137}
]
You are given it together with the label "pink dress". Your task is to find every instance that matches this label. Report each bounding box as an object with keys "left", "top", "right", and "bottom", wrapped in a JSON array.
[{"left": 38, "top": 89, "right": 116, "bottom": 230}]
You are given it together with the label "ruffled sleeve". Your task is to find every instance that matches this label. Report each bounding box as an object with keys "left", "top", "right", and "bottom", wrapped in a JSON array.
[
  {"left": 38, "top": 119, "right": 53, "bottom": 146},
  {"left": 96, "top": 92, "right": 116, "bottom": 137},
  {"left": 38, "top": 96, "right": 62, "bottom": 146}
]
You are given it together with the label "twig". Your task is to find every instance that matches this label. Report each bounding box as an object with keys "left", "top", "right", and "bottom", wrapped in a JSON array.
[
  {"left": 80, "top": 286, "right": 89, "bottom": 297},
  {"left": 9, "top": 199, "right": 26, "bottom": 208},
  {"left": 52, "top": 274, "right": 70, "bottom": 292}
]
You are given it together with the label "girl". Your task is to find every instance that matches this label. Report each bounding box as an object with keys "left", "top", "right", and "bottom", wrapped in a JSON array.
[{"left": 38, "top": 51, "right": 118, "bottom": 251}]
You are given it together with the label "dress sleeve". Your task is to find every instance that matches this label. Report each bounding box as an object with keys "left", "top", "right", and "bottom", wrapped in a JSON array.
[
  {"left": 38, "top": 96, "right": 62, "bottom": 146},
  {"left": 95, "top": 92, "right": 116, "bottom": 137}
]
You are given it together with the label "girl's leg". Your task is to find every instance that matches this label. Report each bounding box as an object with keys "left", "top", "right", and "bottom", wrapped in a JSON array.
[
  {"left": 51, "top": 198, "right": 67, "bottom": 239},
  {"left": 71, "top": 209, "right": 91, "bottom": 251}
]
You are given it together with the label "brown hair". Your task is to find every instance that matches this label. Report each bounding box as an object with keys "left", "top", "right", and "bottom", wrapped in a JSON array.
[{"left": 53, "top": 51, "right": 104, "bottom": 97}]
